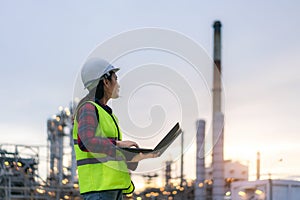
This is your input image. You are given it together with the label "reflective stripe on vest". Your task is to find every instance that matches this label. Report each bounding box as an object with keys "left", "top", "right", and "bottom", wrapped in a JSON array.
[
  {"left": 73, "top": 101, "right": 134, "bottom": 194},
  {"left": 77, "top": 156, "right": 124, "bottom": 166}
]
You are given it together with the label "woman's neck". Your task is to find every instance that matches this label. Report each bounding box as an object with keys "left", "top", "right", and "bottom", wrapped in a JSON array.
[{"left": 99, "top": 96, "right": 109, "bottom": 105}]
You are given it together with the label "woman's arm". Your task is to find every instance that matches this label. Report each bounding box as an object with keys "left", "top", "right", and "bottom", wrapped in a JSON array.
[{"left": 77, "top": 103, "right": 116, "bottom": 157}]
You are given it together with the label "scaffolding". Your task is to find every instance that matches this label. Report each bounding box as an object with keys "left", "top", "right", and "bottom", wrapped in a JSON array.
[
  {"left": 0, "top": 103, "right": 81, "bottom": 200},
  {"left": 46, "top": 104, "right": 80, "bottom": 200},
  {"left": 0, "top": 144, "right": 44, "bottom": 199}
]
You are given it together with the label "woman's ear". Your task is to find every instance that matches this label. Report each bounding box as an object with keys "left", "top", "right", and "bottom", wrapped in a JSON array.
[{"left": 103, "top": 78, "right": 109, "bottom": 87}]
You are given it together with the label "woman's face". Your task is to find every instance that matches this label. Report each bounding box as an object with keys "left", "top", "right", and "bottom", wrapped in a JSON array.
[{"left": 105, "top": 72, "right": 120, "bottom": 99}]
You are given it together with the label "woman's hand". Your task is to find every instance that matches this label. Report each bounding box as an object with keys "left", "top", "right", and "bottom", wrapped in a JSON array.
[
  {"left": 116, "top": 140, "right": 139, "bottom": 148},
  {"left": 130, "top": 152, "right": 159, "bottom": 162}
]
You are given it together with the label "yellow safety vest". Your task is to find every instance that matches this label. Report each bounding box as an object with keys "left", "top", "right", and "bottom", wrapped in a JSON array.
[{"left": 73, "top": 101, "right": 134, "bottom": 194}]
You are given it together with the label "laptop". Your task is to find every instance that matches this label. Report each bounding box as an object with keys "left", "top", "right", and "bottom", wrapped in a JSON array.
[{"left": 120, "top": 122, "right": 181, "bottom": 159}]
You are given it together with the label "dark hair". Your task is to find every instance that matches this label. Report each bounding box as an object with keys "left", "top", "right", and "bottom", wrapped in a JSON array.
[{"left": 95, "top": 71, "right": 114, "bottom": 100}]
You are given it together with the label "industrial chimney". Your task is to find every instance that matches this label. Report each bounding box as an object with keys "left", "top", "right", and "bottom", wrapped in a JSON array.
[
  {"left": 212, "top": 20, "right": 225, "bottom": 200},
  {"left": 195, "top": 120, "right": 206, "bottom": 200},
  {"left": 257, "top": 151, "right": 261, "bottom": 180}
]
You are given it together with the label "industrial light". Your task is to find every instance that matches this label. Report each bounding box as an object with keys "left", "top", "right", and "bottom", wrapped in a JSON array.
[
  {"left": 225, "top": 191, "right": 231, "bottom": 196},
  {"left": 255, "top": 189, "right": 263, "bottom": 195},
  {"left": 58, "top": 106, "right": 64, "bottom": 112},
  {"left": 36, "top": 187, "right": 45, "bottom": 194},
  {"left": 238, "top": 191, "right": 246, "bottom": 196},
  {"left": 198, "top": 182, "right": 204, "bottom": 188},
  {"left": 58, "top": 125, "right": 63, "bottom": 132},
  {"left": 56, "top": 116, "right": 61, "bottom": 122},
  {"left": 226, "top": 178, "right": 234, "bottom": 182},
  {"left": 17, "top": 162, "right": 22, "bottom": 167},
  {"left": 151, "top": 192, "right": 159, "bottom": 197},
  {"left": 64, "top": 195, "right": 70, "bottom": 199},
  {"left": 66, "top": 111, "right": 71, "bottom": 116},
  {"left": 48, "top": 191, "right": 55, "bottom": 196},
  {"left": 136, "top": 197, "right": 142, "bottom": 200},
  {"left": 172, "top": 191, "right": 177, "bottom": 195},
  {"left": 4, "top": 161, "right": 9, "bottom": 166},
  {"left": 64, "top": 107, "right": 71, "bottom": 116},
  {"left": 62, "top": 178, "right": 69, "bottom": 185},
  {"left": 63, "top": 167, "right": 68, "bottom": 173}
]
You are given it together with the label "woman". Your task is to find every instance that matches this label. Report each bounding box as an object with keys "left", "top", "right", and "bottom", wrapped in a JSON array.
[{"left": 73, "top": 58, "right": 155, "bottom": 200}]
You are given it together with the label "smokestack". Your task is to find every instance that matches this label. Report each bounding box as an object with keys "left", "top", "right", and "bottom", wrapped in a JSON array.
[
  {"left": 195, "top": 120, "right": 206, "bottom": 200},
  {"left": 165, "top": 161, "right": 172, "bottom": 188},
  {"left": 212, "top": 20, "right": 225, "bottom": 200},
  {"left": 257, "top": 152, "right": 261, "bottom": 180},
  {"left": 180, "top": 131, "right": 184, "bottom": 187},
  {"left": 213, "top": 20, "right": 222, "bottom": 114},
  {"left": 212, "top": 112, "right": 225, "bottom": 200}
]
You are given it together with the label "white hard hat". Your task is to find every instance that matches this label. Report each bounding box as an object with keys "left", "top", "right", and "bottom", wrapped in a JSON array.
[{"left": 81, "top": 58, "right": 119, "bottom": 90}]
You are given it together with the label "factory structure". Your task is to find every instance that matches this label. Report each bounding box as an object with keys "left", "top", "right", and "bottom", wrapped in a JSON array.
[
  {"left": 1, "top": 21, "right": 300, "bottom": 200},
  {"left": 0, "top": 105, "right": 81, "bottom": 200}
]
